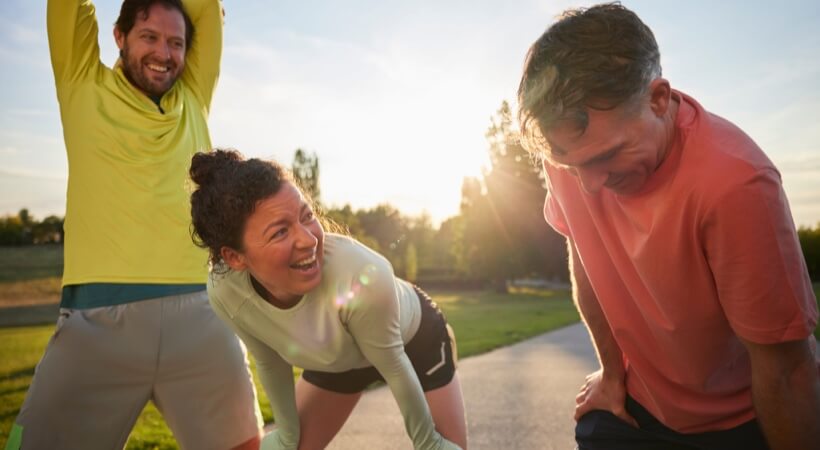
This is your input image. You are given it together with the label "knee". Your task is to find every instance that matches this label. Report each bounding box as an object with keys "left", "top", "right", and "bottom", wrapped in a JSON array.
[{"left": 575, "top": 410, "right": 633, "bottom": 450}]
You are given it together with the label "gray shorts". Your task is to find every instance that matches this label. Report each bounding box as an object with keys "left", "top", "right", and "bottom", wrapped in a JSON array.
[{"left": 10, "top": 291, "right": 262, "bottom": 450}]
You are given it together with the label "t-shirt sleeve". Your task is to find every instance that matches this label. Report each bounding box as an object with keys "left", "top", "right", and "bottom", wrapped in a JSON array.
[
  {"left": 543, "top": 162, "right": 571, "bottom": 237},
  {"left": 209, "top": 290, "right": 300, "bottom": 450},
  {"left": 345, "top": 259, "right": 458, "bottom": 450},
  {"left": 180, "top": 0, "right": 223, "bottom": 111},
  {"left": 703, "top": 168, "right": 818, "bottom": 344},
  {"left": 47, "top": 0, "right": 102, "bottom": 90}
]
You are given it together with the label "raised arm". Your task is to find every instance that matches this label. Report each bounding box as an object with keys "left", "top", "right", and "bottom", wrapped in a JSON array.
[
  {"left": 180, "top": 0, "right": 223, "bottom": 111},
  {"left": 209, "top": 296, "right": 300, "bottom": 450},
  {"left": 47, "top": 0, "right": 102, "bottom": 89},
  {"left": 569, "top": 239, "right": 637, "bottom": 427},
  {"left": 347, "top": 267, "right": 461, "bottom": 450}
]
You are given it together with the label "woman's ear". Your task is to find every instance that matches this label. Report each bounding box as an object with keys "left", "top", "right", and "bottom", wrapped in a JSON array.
[{"left": 221, "top": 246, "right": 247, "bottom": 271}]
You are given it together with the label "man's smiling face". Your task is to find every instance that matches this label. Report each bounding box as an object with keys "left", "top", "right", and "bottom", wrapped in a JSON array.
[{"left": 115, "top": 2, "right": 186, "bottom": 98}]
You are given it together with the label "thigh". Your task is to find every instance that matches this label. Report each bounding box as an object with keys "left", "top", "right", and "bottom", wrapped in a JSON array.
[
  {"left": 424, "top": 373, "right": 468, "bottom": 450},
  {"left": 14, "top": 306, "right": 157, "bottom": 450},
  {"left": 622, "top": 396, "right": 770, "bottom": 450},
  {"left": 576, "top": 410, "right": 698, "bottom": 450},
  {"left": 294, "top": 377, "right": 362, "bottom": 450},
  {"left": 687, "top": 419, "right": 770, "bottom": 450},
  {"left": 152, "top": 292, "right": 263, "bottom": 450}
]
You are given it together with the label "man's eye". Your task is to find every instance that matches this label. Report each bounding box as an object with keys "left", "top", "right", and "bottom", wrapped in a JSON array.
[
  {"left": 270, "top": 228, "right": 287, "bottom": 240},
  {"left": 303, "top": 211, "right": 315, "bottom": 222}
]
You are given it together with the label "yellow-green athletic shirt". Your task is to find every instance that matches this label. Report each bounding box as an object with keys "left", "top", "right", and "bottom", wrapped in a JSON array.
[
  {"left": 47, "top": 0, "right": 222, "bottom": 286},
  {"left": 209, "top": 234, "right": 460, "bottom": 450}
]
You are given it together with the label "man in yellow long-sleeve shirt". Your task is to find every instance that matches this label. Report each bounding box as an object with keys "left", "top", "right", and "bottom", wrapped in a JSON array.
[{"left": 6, "top": 1, "right": 262, "bottom": 449}]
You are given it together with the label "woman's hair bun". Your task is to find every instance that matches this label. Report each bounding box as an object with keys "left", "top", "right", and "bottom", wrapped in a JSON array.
[{"left": 189, "top": 148, "right": 243, "bottom": 186}]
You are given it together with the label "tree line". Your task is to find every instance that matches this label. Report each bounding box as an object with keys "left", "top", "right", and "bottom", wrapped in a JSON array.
[
  {"left": 0, "top": 209, "right": 63, "bottom": 245},
  {"left": 294, "top": 101, "right": 569, "bottom": 288},
  {"left": 4, "top": 102, "right": 819, "bottom": 285}
]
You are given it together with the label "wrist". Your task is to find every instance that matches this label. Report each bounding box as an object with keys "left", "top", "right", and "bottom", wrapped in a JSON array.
[{"left": 601, "top": 366, "right": 626, "bottom": 383}]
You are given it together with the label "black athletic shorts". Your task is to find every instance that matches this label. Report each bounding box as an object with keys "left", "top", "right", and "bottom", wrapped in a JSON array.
[{"left": 301, "top": 285, "right": 457, "bottom": 394}]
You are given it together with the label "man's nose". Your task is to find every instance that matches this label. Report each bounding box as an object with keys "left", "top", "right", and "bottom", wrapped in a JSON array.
[
  {"left": 574, "top": 167, "right": 608, "bottom": 194},
  {"left": 155, "top": 41, "right": 171, "bottom": 60}
]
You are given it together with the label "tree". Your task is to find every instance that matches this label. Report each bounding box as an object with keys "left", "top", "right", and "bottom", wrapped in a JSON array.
[
  {"left": 357, "top": 204, "right": 406, "bottom": 271},
  {"left": 798, "top": 223, "right": 820, "bottom": 281},
  {"left": 33, "top": 215, "right": 64, "bottom": 244},
  {"left": 0, "top": 214, "right": 25, "bottom": 245},
  {"left": 292, "top": 149, "right": 321, "bottom": 205},
  {"left": 459, "top": 101, "right": 568, "bottom": 289},
  {"left": 404, "top": 243, "right": 418, "bottom": 282}
]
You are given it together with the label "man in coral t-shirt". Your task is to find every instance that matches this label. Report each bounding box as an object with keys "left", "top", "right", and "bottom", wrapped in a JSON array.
[{"left": 517, "top": 3, "right": 819, "bottom": 450}]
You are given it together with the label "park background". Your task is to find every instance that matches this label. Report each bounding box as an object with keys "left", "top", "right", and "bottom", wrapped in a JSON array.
[{"left": 2, "top": 0, "right": 820, "bottom": 448}]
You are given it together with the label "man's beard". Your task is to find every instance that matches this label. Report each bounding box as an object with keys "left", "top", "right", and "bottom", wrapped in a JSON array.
[{"left": 120, "top": 46, "right": 181, "bottom": 98}]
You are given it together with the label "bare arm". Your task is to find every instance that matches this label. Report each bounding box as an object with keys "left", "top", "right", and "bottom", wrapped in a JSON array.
[
  {"left": 568, "top": 239, "right": 637, "bottom": 426},
  {"left": 742, "top": 336, "right": 820, "bottom": 450}
]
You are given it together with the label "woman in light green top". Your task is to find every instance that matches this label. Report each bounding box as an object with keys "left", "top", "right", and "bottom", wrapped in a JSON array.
[{"left": 189, "top": 149, "right": 467, "bottom": 450}]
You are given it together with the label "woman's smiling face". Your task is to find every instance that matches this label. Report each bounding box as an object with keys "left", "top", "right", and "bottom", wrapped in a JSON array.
[{"left": 222, "top": 181, "right": 324, "bottom": 306}]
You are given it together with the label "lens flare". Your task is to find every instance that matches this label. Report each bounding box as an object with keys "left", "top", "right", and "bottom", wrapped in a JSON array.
[{"left": 358, "top": 264, "right": 378, "bottom": 286}]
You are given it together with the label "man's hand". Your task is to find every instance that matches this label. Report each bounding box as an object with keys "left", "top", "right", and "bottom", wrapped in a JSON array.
[{"left": 574, "top": 368, "right": 638, "bottom": 428}]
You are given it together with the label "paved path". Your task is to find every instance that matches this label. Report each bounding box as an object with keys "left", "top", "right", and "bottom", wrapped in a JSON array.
[{"left": 326, "top": 322, "right": 598, "bottom": 450}]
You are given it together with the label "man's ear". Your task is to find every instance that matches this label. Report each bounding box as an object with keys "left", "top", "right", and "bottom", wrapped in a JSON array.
[
  {"left": 648, "top": 77, "right": 672, "bottom": 117},
  {"left": 221, "top": 246, "right": 247, "bottom": 271},
  {"left": 114, "top": 26, "right": 126, "bottom": 51}
]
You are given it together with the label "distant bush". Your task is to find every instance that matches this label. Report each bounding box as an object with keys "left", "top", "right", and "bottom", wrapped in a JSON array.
[
  {"left": 798, "top": 223, "right": 820, "bottom": 281},
  {"left": 0, "top": 210, "right": 63, "bottom": 246}
]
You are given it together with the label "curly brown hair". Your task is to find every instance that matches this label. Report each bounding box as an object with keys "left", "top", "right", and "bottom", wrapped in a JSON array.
[
  {"left": 189, "top": 149, "right": 293, "bottom": 272},
  {"left": 518, "top": 2, "right": 661, "bottom": 156}
]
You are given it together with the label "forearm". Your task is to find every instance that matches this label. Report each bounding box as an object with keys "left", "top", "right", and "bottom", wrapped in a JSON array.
[
  {"left": 370, "top": 349, "right": 449, "bottom": 449},
  {"left": 256, "top": 364, "right": 300, "bottom": 450},
  {"left": 749, "top": 339, "right": 820, "bottom": 450},
  {"left": 568, "top": 239, "right": 625, "bottom": 379}
]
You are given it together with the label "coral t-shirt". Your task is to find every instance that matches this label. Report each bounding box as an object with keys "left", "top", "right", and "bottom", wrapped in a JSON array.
[{"left": 544, "top": 91, "right": 818, "bottom": 433}]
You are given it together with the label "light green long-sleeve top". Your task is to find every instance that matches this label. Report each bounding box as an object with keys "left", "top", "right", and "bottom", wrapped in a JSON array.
[
  {"left": 208, "top": 234, "right": 461, "bottom": 450},
  {"left": 47, "top": 0, "right": 221, "bottom": 286}
]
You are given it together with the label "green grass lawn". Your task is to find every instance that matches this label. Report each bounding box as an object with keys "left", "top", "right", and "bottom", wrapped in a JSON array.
[
  {"left": 0, "top": 288, "right": 578, "bottom": 450},
  {"left": 0, "top": 246, "right": 63, "bottom": 305},
  {"left": 0, "top": 246, "right": 63, "bottom": 283}
]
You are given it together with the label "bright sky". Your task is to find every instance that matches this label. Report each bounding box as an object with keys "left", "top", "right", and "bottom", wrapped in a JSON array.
[{"left": 1, "top": 0, "right": 818, "bottom": 227}]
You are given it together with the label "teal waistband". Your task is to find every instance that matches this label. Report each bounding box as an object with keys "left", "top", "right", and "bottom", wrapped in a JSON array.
[{"left": 60, "top": 283, "right": 206, "bottom": 309}]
